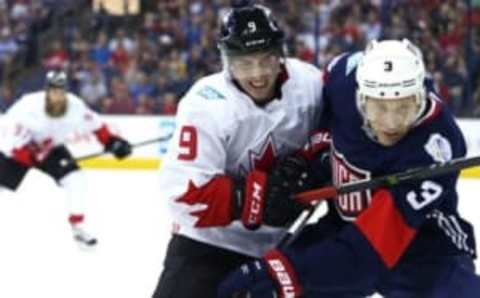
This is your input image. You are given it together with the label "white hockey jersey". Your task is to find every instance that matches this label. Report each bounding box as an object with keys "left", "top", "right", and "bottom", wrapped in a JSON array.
[
  {"left": 1, "top": 91, "right": 106, "bottom": 162},
  {"left": 158, "top": 58, "right": 324, "bottom": 257}
]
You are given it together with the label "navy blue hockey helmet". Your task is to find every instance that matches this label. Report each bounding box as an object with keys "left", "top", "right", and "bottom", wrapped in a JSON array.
[
  {"left": 218, "top": 2, "right": 285, "bottom": 56},
  {"left": 46, "top": 70, "right": 67, "bottom": 89}
]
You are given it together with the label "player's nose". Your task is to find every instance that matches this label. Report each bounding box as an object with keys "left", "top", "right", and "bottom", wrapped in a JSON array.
[{"left": 383, "top": 113, "right": 403, "bottom": 131}]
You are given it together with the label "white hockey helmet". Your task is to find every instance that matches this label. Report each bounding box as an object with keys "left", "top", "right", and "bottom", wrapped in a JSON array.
[
  {"left": 356, "top": 39, "right": 426, "bottom": 119},
  {"left": 46, "top": 70, "right": 67, "bottom": 89}
]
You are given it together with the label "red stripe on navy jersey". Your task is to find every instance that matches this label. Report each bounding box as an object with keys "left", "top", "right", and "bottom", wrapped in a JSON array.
[
  {"left": 355, "top": 188, "right": 417, "bottom": 268},
  {"left": 264, "top": 249, "right": 303, "bottom": 298},
  {"left": 298, "top": 130, "right": 331, "bottom": 162},
  {"left": 94, "top": 124, "right": 115, "bottom": 145},
  {"left": 176, "top": 176, "right": 234, "bottom": 227},
  {"left": 322, "top": 67, "right": 329, "bottom": 83},
  {"left": 415, "top": 95, "right": 442, "bottom": 128}
]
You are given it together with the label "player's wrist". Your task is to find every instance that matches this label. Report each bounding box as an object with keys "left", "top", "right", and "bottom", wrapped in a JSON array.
[{"left": 232, "top": 170, "right": 268, "bottom": 230}]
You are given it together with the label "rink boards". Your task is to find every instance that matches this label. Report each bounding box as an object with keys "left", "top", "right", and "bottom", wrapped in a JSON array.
[{"left": 0, "top": 115, "right": 480, "bottom": 177}]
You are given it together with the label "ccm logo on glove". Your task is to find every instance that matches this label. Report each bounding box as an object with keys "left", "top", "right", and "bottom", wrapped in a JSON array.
[
  {"left": 242, "top": 171, "right": 267, "bottom": 228},
  {"left": 246, "top": 182, "right": 264, "bottom": 225}
]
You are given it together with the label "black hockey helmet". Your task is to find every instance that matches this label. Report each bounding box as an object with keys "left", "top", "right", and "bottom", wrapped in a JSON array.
[
  {"left": 46, "top": 70, "right": 67, "bottom": 89},
  {"left": 218, "top": 2, "right": 285, "bottom": 56}
]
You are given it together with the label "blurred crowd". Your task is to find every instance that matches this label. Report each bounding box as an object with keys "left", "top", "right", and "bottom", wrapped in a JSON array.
[{"left": 0, "top": 0, "right": 479, "bottom": 116}]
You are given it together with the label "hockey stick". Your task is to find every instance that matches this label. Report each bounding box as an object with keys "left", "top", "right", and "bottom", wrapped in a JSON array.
[
  {"left": 277, "top": 155, "right": 480, "bottom": 248},
  {"left": 75, "top": 134, "right": 173, "bottom": 162}
]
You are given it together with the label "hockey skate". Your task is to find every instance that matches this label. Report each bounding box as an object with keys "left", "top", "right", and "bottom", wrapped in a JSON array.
[{"left": 72, "top": 226, "right": 97, "bottom": 247}]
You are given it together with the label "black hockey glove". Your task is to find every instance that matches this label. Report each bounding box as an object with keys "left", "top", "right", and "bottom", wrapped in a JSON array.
[
  {"left": 105, "top": 137, "right": 132, "bottom": 159},
  {"left": 232, "top": 156, "right": 317, "bottom": 229}
]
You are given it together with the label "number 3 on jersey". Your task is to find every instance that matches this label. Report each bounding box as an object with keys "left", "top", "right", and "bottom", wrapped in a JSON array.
[
  {"left": 406, "top": 180, "right": 443, "bottom": 210},
  {"left": 178, "top": 125, "right": 198, "bottom": 161}
]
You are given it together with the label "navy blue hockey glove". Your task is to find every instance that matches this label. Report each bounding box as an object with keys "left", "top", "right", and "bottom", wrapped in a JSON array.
[
  {"left": 218, "top": 260, "right": 276, "bottom": 298},
  {"left": 232, "top": 156, "right": 315, "bottom": 229},
  {"left": 105, "top": 137, "right": 132, "bottom": 159},
  {"left": 218, "top": 250, "right": 303, "bottom": 298}
]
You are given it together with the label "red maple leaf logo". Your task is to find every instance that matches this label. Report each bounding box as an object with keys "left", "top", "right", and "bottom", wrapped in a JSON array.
[{"left": 249, "top": 135, "right": 277, "bottom": 172}]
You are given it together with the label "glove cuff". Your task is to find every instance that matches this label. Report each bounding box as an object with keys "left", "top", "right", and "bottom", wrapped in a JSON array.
[
  {"left": 297, "top": 129, "right": 331, "bottom": 162},
  {"left": 241, "top": 170, "right": 267, "bottom": 230},
  {"left": 264, "top": 249, "right": 303, "bottom": 298},
  {"left": 105, "top": 136, "right": 120, "bottom": 148}
]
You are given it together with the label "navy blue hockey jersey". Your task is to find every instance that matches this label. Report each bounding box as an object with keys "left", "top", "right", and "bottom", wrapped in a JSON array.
[{"left": 282, "top": 52, "right": 477, "bottom": 294}]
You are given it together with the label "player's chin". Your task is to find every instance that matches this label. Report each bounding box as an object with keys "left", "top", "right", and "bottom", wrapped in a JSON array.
[
  {"left": 248, "top": 85, "right": 274, "bottom": 102},
  {"left": 378, "top": 134, "right": 403, "bottom": 146}
]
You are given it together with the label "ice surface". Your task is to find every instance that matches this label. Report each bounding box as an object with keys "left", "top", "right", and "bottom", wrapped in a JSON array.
[{"left": 0, "top": 170, "right": 478, "bottom": 298}]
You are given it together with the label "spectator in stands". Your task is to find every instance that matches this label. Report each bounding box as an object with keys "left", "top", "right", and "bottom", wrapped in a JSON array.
[
  {"left": 10, "top": 0, "right": 30, "bottom": 22},
  {"left": 109, "top": 28, "right": 135, "bottom": 54},
  {"left": 79, "top": 65, "right": 108, "bottom": 110},
  {"left": 110, "top": 42, "right": 130, "bottom": 74},
  {"left": 0, "top": 27, "right": 18, "bottom": 80},
  {"left": 361, "top": 10, "right": 382, "bottom": 41},
  {"left": 90, "top": 31, "right": 111, "bottom": 68},
  {"left": 135, "top": 94, "right": 155, "bottom": 114},
  {"left": 153, "top": 75, "right": 173, "bottom": 97},
  {"left": 442, "top": 55, "right": 466, "bottom": 114},
  {"left": 186, "top": 45, "right": 210, "bottom": 80},
  {"left": 128, "top": 71, "right": 156, "bottom": 104},
  {"left": 475, "top": 76, "right": 480, "bottom": 116},
  {"left": 102, "top": 76, "right": 135, "bottom": 114},
  {"left": 43, "top": 39, "right": 69, "bottom": 70},
  {"left": 0, "top": 84, "right": 14, "bottom": 112},
  {"left": 136, "top": 41, "right": 157, "bottom": 75},
  {"left": 1, "top": 0, "right": 479, "bottom": 117},
  {"left": 158, "top": 92, "right": 177, "bottom": 115}
]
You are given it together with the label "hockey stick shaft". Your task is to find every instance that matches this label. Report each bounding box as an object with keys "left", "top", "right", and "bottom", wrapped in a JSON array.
[
  {"left": 75, "top": 134, "right": 173, "bottom": 162},
  {"left": 296, "top": 155, "right": 480, "bottom": 204},
  {"left": 278, "top": 155, "right": 480, "bottom": 248},
  {"left": 277, "top": 208, "right": 314, "bottom": 248}
]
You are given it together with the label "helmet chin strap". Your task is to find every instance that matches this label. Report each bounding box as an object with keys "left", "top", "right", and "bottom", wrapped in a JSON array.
[{"left": 411, "top": 88, "right": 428, "bottom": 126}]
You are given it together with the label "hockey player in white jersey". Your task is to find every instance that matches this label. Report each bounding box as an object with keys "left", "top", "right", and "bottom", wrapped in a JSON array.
[
  {"left": 0, "top": 70, "right": 132, "bottom": 247},
  {"left": 152, "top": 2, "right": 325, "bottom": 297}
]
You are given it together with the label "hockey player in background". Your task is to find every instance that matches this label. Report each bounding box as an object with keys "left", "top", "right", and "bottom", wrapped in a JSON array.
[
  {"left": 0, "top": 70, "right": 132, "bottom": 247},
  {"left": 152, "top": 2, "right": 326, "bottom": 298},
  {"left": 218, "top": 39, "right": 480, "bottom": 297}
]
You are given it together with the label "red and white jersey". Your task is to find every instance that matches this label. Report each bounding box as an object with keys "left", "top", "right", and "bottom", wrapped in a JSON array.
[
  {"left": 1, "top": 91, "right": 107, "bottom": 163},
  {"left": 159, "top": 58, "right": 324, "bottom": 257}
]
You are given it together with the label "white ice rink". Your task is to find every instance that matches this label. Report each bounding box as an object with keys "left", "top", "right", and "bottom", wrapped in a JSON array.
[{"left": 0, "top": 169, "right": 478, "bottom": 298}]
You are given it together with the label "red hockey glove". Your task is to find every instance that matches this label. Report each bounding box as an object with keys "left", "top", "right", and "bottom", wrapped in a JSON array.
[
  {"left": 232, "top": 156, "right": 315, "bottom": 230},
  {"left": 176, "top": 156, "right": 315, "bottom": 229}
]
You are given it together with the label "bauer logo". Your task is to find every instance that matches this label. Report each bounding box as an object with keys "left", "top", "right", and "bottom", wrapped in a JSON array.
[{"left": 267, "top": 259, "right": 296, "bottom": 298}]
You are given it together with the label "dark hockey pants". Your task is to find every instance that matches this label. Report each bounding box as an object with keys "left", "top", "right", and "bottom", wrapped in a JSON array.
[
  {"left": 0, "top": 146, "right": 79, "bottom": 190},
  {"left": 152, "top": 234, "right": 253, "bottom": 298}
]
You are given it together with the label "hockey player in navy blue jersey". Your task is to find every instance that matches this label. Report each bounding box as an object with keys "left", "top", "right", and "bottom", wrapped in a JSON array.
[{"left": 217, "top": 39, "right": 480, "bottom": 297}]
